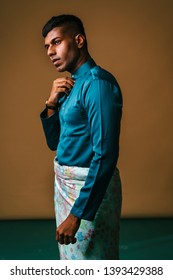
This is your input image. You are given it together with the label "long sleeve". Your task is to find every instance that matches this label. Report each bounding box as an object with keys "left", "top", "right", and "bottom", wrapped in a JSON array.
[
  {"left": 71, "top": 79, "right": 122, "bottom": 220},
  {"left": 40, "top": 109, "right": 60, "bottom": 151}
]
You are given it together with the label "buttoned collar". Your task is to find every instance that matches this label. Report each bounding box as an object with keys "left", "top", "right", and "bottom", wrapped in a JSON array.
[{"left": 71, "top": 58, "right": 96, "bottom": 80}]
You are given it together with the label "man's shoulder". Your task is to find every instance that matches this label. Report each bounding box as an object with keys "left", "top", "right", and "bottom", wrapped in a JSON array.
[
  {"left": 81, "top": 65, "right": 121, "bottom": 97},
  {"left": 89, "top": 65, "right": 117, "bottom": 84}
]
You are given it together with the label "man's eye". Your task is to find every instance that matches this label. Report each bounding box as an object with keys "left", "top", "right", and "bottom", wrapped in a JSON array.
[{"left": 55, "top": 40, "right": 61, "bottom": 45}]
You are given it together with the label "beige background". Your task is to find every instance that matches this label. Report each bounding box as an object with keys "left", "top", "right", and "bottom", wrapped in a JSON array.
[{"left": 0, "top": 0, "right": 173, "bottom": 219}]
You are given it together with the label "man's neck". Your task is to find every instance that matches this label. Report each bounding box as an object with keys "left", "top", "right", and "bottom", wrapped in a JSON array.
[{"left": 71, "top": 52, "right": 91, "bottom": 74}]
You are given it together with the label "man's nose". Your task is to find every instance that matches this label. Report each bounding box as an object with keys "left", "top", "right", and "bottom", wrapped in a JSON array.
[{"left": 47, "top": 45, "right": 56, "bottom": 57}]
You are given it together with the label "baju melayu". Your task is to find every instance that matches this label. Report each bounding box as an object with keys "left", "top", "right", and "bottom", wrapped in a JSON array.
[{"left": 40, "top": 58, "right": 123, "bottom": 260}]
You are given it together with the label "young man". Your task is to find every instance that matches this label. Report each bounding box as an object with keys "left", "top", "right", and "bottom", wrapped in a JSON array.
[{"left": 40, "top": 14, "right": 123, "bottom": 260}]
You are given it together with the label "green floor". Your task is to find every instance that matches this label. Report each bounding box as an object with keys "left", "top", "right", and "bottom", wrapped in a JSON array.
[{"left": 0, "top": 218, "right": 173, "bottom": 260}]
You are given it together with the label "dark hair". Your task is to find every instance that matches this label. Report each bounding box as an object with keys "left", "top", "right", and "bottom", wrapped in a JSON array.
[{"left": 42, "top": 14, "right": 86, "bottom": 38}]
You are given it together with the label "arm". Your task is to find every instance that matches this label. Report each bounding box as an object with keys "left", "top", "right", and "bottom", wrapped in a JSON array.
[
  {"left": 40, "top": 109, "right": 60, "bottom": 150},
  {"left": 40, "top": 77, "right": 75, "bottom": 150},
  {"left": 71, "top": 79, "right": 122, "bottom": 220}
]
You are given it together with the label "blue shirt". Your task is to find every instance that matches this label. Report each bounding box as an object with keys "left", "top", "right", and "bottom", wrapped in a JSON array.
[{"left": 40, "top": 59, "right": 122, "bottom": 221}]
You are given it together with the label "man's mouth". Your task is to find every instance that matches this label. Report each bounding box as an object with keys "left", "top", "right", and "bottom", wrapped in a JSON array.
[{"left": 51, "top": 58, "right": 60, "bottom": 65}]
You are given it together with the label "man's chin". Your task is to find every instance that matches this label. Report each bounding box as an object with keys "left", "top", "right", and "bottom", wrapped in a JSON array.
[
  {"left": 55, "top": 65, "right": 65, "bottom": 72},
  {"left": 55, "top": 63, "right": 73, "bottom": 73}
]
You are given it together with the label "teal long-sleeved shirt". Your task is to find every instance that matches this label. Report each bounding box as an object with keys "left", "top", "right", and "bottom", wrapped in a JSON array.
[{"left": 40, "top": 59, "right": 122, "bottom": 221}]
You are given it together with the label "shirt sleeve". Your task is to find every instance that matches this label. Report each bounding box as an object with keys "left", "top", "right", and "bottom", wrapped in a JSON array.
[
  {"left": 71, "top": 79, "right": 122, "bottom": 221},
  {"left": 40, "top": 108, "right": 60, "bottom": 151}
]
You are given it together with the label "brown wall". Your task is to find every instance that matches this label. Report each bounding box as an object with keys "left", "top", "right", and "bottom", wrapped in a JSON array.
[{"left": 0, "top": 0, "right": 173, "bottom": 219}]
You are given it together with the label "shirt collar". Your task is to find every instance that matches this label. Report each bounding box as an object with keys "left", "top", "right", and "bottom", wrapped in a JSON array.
[{"left": 71, "top": 58, "right": 96, "bottom": 80}]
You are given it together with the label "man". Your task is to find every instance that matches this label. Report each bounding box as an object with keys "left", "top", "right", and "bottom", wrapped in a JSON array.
[{"left": 40, "top": 14, "right": 122, "bottom": 260}]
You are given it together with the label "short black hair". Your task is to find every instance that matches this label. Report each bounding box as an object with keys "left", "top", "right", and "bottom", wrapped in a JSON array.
[{"left": 42, "top": 14, "right": 86, "bottom": 38}]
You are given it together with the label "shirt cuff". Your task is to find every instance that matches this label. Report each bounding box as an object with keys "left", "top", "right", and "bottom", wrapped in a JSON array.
[{"left": 40, "top": 108, "right": 59, "bottom": 121}]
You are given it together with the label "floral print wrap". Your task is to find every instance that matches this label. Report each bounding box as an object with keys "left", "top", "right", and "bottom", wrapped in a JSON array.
[{"left": 54, "top": 159, "right": 122, "bottom": 260}]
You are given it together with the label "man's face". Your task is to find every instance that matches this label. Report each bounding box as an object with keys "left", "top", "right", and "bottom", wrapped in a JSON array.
[{"left": 44, "top": 26, "right": 80, "bottom": 73}]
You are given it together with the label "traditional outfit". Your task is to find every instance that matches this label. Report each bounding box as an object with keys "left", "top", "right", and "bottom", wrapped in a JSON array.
[{"left": 41, "top": 59, "right": 123, "bottom": 259}]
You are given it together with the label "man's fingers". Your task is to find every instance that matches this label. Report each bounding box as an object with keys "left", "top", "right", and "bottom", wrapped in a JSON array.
[
  {"left": 56, "top": 230, "right": 59, "bottom": 241},
  {"left": 70, "top": 237, "right": 77, "bottom": 244},
  {"left": 58, "top": 85, "right": 72, "bottom": 93},
  {"left": 56, "top": 231, "right": 77, "bottom": 245},
  {"left": 64, "top": 236, "right": 71, "bottom": 245},
  {"left": 58, "top": 234, "right": 64, "bottom": 244},
  {"left": 49, "top": 77, "right": 75, "bottom": 104},
  {"left": 53, "top": 77, "right": 75, "bottom": 88},
  {"left": 53, "top": 82, "right": 74, "bottom": 95},
  {"left": 59, "top": 76, "right": 75, "bottom": 85}
]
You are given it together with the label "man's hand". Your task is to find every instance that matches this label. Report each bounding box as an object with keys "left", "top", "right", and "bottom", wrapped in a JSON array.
[
  {"left": 56, "top": 213, "right": 81, "bottom": 245},
  {"left": 48, "top": 77, "right": 75, "bottom": 106}
]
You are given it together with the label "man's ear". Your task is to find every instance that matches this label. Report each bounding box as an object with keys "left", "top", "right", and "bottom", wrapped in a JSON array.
[{"left": 75, "top": 34, "right": 85, "bottom": 48}]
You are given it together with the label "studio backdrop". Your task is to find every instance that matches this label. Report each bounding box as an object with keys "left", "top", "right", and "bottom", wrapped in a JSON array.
[{"left": 0, "top": 0, "right": 173, "bottom": 219}]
